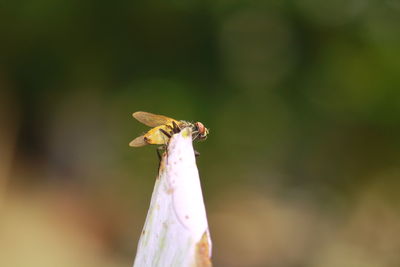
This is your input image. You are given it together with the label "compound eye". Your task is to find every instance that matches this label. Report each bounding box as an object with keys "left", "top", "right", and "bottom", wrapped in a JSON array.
[{"left": 196, "top": 122, "right": 205, "bottom": 135}]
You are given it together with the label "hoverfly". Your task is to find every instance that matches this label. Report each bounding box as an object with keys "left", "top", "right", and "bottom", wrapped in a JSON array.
[{"left": 129, "top": 111, "right": 209, "bottom": 148}]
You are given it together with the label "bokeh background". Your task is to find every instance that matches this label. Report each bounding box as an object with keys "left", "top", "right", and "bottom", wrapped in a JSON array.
[{"left": 1, "top": 1, "right": 400, "bottom": 266}]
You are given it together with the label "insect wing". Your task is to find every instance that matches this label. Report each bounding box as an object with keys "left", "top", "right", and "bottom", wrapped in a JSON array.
[
  {"left": 129, "top": 135, "right": 148, "bottom": 147},
  {"left": 132, "top": 111, "right": 176, "bottom": 127}
]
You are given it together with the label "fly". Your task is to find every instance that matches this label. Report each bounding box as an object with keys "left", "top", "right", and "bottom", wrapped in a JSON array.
[{"left": 129, "top": 111, "right": 209, "bottom": 148}]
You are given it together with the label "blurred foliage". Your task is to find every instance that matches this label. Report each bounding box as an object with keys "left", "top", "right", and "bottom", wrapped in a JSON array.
[{"left": 1, "top": 0, "right": 400, "bottom": 266}]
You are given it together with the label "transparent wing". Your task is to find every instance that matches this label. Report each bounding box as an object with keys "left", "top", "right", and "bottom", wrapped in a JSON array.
[
  {"left": 129, "top": 136, "right": 148, "bottom": 147},
  {"left": 132, "top": 111, "right": 176, "bottom": 127}
]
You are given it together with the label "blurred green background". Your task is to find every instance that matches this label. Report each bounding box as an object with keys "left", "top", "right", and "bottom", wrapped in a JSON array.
[{"left": 1, "top": 1, "right": 400, "bottom": 266}]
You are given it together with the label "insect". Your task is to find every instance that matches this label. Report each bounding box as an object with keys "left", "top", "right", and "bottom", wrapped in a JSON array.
[{"left": 129, "top": 111, "right": 209, "bottom": 148}]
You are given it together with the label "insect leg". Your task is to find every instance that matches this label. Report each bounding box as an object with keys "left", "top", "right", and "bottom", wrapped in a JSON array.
[
  {"left": 156, "top": 146, "right": 163, "bottom": 161},
  {"left": 192, "top": 131, "right": 200, "bottom": 141},
  {"left": 156, "top": 145, "right": 167, "bottom": 173}
]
